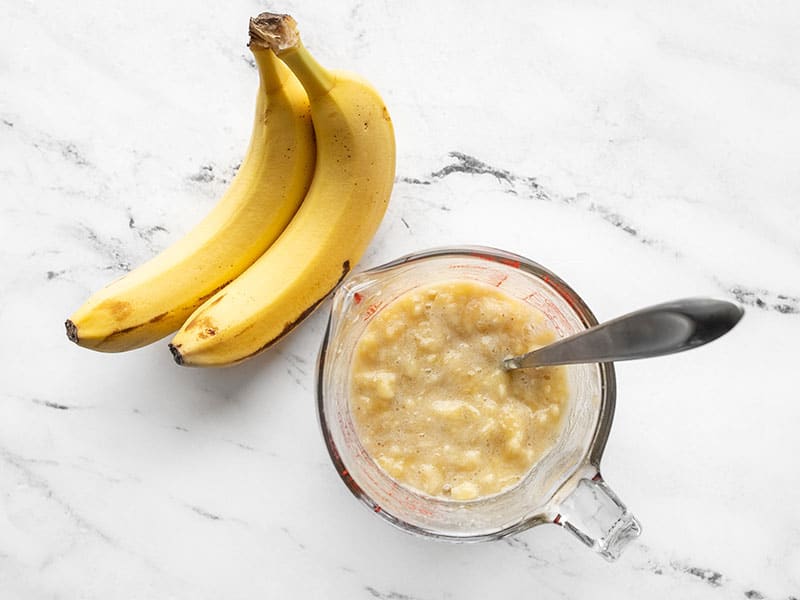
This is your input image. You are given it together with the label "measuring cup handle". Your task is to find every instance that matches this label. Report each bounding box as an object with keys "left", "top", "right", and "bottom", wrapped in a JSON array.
[{"left": 555, "top": 473, "right": 642, "bottom": 561}]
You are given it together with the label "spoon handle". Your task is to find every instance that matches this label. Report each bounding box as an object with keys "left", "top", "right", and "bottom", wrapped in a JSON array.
[{"left": 504, "top": 298, "right": 744, "bottom": 370}]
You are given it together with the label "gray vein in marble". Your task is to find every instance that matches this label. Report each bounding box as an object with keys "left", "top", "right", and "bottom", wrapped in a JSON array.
[
  {"left": 189, "top": 164, "right": 216, "bottom": 183},
  {"left": 61, "top": 142, "right": 90, "bottom": 167},
  {"left": 280, "top": 526, "right": 306, "bottom": 551},
  {"left": 1, "top": 440, "right": 196, "bottom": 589},
  {"left": 728, "top": 285, "right": 800, "bottom": 314},
  {"left": 586, "top": 202, "right": 656, "bottom": 245},
  {"left": 498, "top": 538, "right": 579, "bottom": 599},
  {"left": 397, "top": 177, "right": 431, "bottom": 186},
  {"left": 128, "top": 213, "right": 168, "bottom": 247},
  {"left": 78, "top": 223, "right": 132, "bottom": 272},
  {"left": 31, "top": 398, "right": 71, "bottom": 410},
  {"left": 3, "top": 112, "right": 89, "bottom": 185},
  {"left": 0, "top": 412, "right": 141, "bottom": 489},
  {"left": 499, "top": 537, "right": 793, "bottom": 598},
  {"left": 188, "top": 162, "right": 239, "bottom": 186},
  {"left": 223, "top": 439, "right": 257, "bottom": 452},
  {"left": 503, "top": 535, "right": 550, "bottom": 567},
  {"left": 182, "top": 502, "right": 306, "bottom": 553},
  {"left": 345, "top": 2, "right": 368, "bottom": 55},
  {"left": 128, "top": 406, "right": 275, "bottom": 457},
  {"left": 21, "top": 125, "right": 94, "bottom": 170},
  {"left": 670, "top": 561, "right": 725, "bottom": 588},
  {"left": 286, "top": 351, "right": 308, "bottom": 374},
  {"left": 0, "top": 445, "right": 115, "bottom": 546},
  {"left": 421, "top": 152, "right": 654, "bottom": 238},
  {"left": 276, "top": 348, "right": 311, "bottom": 389},
  {"left": 638, "top": 545, "right": 786, "bottom": 599},
  {"left": 188, "top": 505, "right": 222, "bottom": 521},
  {"left": 7, "top": 393, "right": 90, "bottom": 411},
  {"left": 399, "top": 151, "right": 798, "bottom": 314},
  {"left": 431, "top": 152, "right": 517, "bottom": 186},
  {"left": 365, "top": 586, "right": 421, "bottom": 600}
]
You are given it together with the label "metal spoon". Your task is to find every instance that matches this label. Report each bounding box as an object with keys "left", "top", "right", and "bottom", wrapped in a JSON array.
[{"left": 503, "top": 298, "right": 744, "bottom": 370}]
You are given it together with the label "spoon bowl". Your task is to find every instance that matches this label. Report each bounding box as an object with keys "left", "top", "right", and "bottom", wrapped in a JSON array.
[{"left": 503, "top": 298, "right": 744, "bottom": 370}]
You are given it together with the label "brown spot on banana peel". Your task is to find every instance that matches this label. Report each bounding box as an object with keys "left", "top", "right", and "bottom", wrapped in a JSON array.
[
  {"left": 102, "top": 279, "right": 230, "bottom": 346},
  {"left": 184, "top": 317, "right": 218, "bottom": 340},
  {"left": 70, "top": 281, "right": 231, "bottom": 350},
  {"left": 96, "top": 299, "right": 133, "bottom": 321},
  {"left": 184, "top": 314, "right": 211, "bottom": 334},
  {"left": 171, "top": 262, "right": 351, "bottom": 367}
]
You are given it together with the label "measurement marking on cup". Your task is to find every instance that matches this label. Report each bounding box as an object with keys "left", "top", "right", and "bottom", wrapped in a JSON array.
[{"left": 363, "top": 301, "right": 384, "bottom": 321}]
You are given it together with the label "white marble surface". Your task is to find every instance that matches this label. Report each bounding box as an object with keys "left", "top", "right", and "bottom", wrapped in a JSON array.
[{"left": 2, "top": 0, "right": 799, "bottom": 597}]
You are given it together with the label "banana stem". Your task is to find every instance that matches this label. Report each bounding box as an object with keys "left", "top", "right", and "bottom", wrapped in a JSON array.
[
  {"left": 278, "top": 43, "right": 334, "bottom": 100},
  {"left": 251, "top": 47, "right": 289, "bottom": 93},
  {"left": 248, "top": 12, "right": 334, "bottom": 99}
]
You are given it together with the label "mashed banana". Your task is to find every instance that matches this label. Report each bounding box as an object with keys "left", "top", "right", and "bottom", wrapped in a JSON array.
[{"left": 349, "top": 280, "right": 568, "bottom": 500}]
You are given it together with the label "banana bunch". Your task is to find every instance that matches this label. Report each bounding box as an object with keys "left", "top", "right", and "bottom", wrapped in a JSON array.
[{"left": 66, "top": 12, "right": 396, "bottom": 367}]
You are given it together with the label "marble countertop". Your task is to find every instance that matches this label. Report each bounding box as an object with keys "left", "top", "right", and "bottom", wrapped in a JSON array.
[{"left": 2, "top": 1, "right": 799, "bottom": 598}]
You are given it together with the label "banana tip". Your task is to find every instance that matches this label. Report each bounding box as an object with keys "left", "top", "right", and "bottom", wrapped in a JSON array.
[
  {"left": 65, "top": 319, "right": 79, "bottom": 344},
  {"left": 168, "top": 343, "right": 185, "bottom": 366}
]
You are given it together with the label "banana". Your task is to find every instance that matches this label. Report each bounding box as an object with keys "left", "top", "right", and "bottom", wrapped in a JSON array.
[
  {"left": 169, "top": 13, "right": 396, "bottom": 367},
  {"left": 65, "top": 46, "right": 315, "bottom": 352}
]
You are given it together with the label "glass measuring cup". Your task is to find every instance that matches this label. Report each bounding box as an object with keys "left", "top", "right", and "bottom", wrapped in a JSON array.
[{"left": 316, "top": 246, "right": 641, "bottom": 560}]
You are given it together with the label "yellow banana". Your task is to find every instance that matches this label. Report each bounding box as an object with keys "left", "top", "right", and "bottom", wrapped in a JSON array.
[
  {"left": 65, "top": 46, "right": 315, "bottom": 352},
  {"left": 169, "top": 13, "right": 396, "bottom": 367}
]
